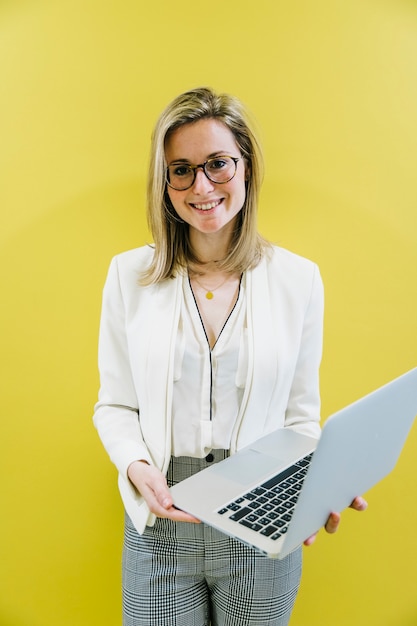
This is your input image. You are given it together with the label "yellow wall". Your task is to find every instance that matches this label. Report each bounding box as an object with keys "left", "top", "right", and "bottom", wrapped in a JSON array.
[{"left": 1, "top": 1, "right": 416, "bottom": 624}]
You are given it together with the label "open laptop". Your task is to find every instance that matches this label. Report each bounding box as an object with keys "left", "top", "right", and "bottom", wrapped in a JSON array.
[{"left": 170, "top": 368, "right": 417, "bottom": 559}]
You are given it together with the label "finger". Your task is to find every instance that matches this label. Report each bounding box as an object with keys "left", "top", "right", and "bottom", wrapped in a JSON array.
[
  {"left": 129, "top": 463, "right": 201, "bottom": 522},
  {"left": 138, "top": 471, "right": 174, "bottom": 515},
  {"left": 167, "top": 506, "right": 201, "bottom": 524},
  {"left": 138, "top": 484, "right": 166, "bottom": 516},
  {"left": 145, "top": 483, "right": 199, "bottom": 522},
  {"left": 144, "top": 498, "right": 201, "bottom": 522},
  {"left": 146, "top": 488, "right": 176, "bottom": 518},
  {"left": 350, "top": 496, "right": 368, "bottom": 511},
  {"left": 154, "top": 487, "right": 173, "bottom": 511},
  {"left": 325, "top": 511, "right": 340, "bottom": 534},
  {"left": 303, "top": 532, "right": 317, "bottom": 546},
  {"left": 133, "top": 474, "right": 171, "bottom": 517}
]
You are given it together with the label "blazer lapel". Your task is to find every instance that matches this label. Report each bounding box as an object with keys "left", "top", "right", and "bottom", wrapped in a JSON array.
[
  {"left": 130, "top": 273, "right": 183, "bottom": 469},
  {"left": 231, "top": 257, "right": 279, "bottom": 451}
]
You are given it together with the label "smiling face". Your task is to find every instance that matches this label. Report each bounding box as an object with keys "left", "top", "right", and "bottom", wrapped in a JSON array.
[{"left": 165, "top": 118, "right": 247, "bottom": 249}]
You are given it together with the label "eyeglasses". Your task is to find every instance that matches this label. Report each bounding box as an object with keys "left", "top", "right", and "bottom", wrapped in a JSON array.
[{"left": 166, "top": 155, "right": 242, "bottom": 191}]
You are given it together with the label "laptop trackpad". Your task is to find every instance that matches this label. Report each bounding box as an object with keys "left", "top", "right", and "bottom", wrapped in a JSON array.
[{"left": 211, "top": 449, "right": 282, "bottom": 485}]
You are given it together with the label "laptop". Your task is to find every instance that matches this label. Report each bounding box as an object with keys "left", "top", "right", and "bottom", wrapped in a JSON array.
[{"left": 170, "top": 368, "right": 417, "bottom": 559}]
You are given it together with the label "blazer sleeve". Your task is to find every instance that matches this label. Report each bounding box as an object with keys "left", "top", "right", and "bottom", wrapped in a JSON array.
[
  {"left": 93, "top": 257, "right": 153, "bottom": 485},
  {"left": 284, "top": 263, "right": 324, "bottom": 438}
]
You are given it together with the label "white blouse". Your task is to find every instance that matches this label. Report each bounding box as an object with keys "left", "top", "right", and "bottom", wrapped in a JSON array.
[{"left": 171, "top": 274, "right": 247, "bottom": 457}]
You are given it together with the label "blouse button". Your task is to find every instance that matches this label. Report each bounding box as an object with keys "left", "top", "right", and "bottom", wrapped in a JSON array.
[{"left": 205, "top": 453, "right": 214, "bottom": 463}]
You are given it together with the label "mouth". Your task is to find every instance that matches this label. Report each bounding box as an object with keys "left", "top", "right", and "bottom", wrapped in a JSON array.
[{"left": 190, "top": 199, "right": 223, "bottom": 212}]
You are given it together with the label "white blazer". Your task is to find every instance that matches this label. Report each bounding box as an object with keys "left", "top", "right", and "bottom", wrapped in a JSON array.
[{"left": 93, "top": 245, "right": 324, "bottom": 533}]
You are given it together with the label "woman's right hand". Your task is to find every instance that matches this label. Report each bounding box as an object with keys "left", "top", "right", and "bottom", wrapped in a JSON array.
[{"left": 127, "top": 460, "right": 201, "bottom": 523}]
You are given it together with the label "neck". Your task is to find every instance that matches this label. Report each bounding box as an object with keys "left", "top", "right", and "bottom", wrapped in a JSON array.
[{"left": 188, "top": 225, "right": 233, "bottom": 269}]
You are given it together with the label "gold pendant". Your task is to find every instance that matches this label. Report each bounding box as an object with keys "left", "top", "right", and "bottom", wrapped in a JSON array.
[{"left": 206, "top": 291, "right": 214, "bottom": 300}]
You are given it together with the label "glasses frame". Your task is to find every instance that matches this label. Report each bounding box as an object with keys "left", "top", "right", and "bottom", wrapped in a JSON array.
[{"left": 165, "top": 155, "right": 242, "bottom": 191}]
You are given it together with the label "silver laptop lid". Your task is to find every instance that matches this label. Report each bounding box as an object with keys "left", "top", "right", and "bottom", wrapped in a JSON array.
[{"left": 280, "top": 367, "right": 417, "bottom": 558}]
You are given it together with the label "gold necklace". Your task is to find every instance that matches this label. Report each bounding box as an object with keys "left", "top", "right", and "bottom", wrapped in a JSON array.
[{"left": 191, "top": 275, "right": 230, "bottom": 300}]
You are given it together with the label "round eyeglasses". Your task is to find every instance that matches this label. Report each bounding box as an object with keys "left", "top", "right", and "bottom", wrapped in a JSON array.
[{"left": 166, "top": 155, "right": 242, "bottom": 191}]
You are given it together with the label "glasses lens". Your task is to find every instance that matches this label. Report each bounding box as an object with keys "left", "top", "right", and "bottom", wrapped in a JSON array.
[
  {"left": 166, "top": 157, "right": 238, "bottom": 190},
  {"left": 167, "top": 164, "right": 194, "bottom": 190},
  {"left": 205, "top": 157, "right": 236, "bottom": 183}
]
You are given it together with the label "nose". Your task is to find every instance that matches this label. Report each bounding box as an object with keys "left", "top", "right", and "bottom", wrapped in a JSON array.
[{"left": 191, "top": 167, "right": 215, "bottom": 193}]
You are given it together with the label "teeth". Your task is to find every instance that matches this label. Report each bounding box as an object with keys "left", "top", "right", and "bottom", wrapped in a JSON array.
[{"left": 193, "top": 200, "right": 220, "bottom": 211}]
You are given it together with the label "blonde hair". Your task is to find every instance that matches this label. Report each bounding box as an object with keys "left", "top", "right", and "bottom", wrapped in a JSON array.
[{"left": 141, "top": 87, "right": 269, "bottom": 284}]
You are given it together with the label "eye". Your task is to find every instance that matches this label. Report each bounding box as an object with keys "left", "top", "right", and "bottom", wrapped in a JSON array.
[
  {"left": 207, "top": 158, "right": 228, "bottom": 171},
  {"left": 171, "top": 164, "right": 191, "bottom": 177}
]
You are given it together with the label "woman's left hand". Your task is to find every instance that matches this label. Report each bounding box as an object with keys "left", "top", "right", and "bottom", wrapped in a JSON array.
[{"left": 303, "top": 496, "right": 368, "bottom": 546}]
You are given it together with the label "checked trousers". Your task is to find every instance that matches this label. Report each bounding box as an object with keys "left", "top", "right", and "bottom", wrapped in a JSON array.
[{"left": 122, "top": 451, "right": 302, "bottom": 626}]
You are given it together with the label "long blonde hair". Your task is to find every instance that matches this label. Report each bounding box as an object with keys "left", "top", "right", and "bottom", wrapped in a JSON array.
[{"left": 141, "top": 87, "right": 269, "bottom": 284}]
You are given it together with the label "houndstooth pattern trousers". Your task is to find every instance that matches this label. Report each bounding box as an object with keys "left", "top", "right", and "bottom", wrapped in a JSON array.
[{"left": 122, "top": 451, "right": 302, "bottom": 626}]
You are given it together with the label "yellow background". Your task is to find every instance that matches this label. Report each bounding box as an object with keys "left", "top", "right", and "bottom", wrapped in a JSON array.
[{"left": 1, "top": 1, "right": 416, "bottom": 624}]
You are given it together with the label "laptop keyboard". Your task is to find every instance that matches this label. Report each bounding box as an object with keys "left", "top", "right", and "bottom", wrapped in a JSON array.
[{"left": 217, "top": 453, "right": 313, "bottom": 541}]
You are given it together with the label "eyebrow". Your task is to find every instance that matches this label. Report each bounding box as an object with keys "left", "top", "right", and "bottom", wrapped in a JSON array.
[{"left": 168, "top": 151, "right": 235, "bottom": 164}]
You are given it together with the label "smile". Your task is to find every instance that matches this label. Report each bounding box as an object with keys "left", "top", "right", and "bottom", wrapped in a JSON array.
[{"left": 191, "top": 199, "right": 223, "bottom": 211}]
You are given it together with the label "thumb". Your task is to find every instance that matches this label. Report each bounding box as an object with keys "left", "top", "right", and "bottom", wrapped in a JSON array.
[{"left": 154, "top": 484, "right": 173, "bottom": 510}]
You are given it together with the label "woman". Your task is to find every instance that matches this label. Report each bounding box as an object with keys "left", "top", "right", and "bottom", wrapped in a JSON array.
[{"left": 93, "top": 87, "right": 366, "bottom": 626}]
